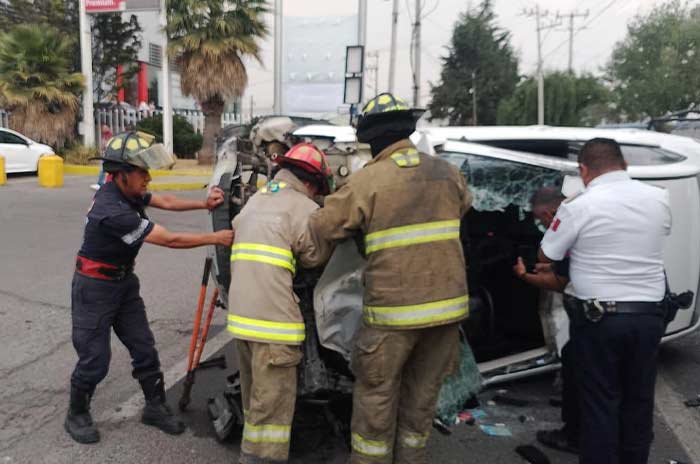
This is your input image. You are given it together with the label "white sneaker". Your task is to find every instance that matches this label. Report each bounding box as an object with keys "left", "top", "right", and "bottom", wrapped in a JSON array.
[{"left": 90, "top": 184, "right": 100, "bottom": 191}]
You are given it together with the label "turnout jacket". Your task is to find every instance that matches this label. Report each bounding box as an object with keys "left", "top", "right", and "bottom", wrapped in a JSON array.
[
  {"left": 227, "top": 169, "right": 327, "bottom": 345},
  {"left": 307, "top": 139, "right": 473, "bottom": 330}
]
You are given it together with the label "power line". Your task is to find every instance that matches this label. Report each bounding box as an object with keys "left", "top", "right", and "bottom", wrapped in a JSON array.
[{"left": 543, "top": 0, "right": 620, "bottom": 61}]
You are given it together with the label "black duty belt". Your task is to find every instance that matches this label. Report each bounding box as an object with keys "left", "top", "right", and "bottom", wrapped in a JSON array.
[
  {"left": 571, "top": 297, "right": 664, "bottom": 323},
  {"left": 76, "top": 255, "right": 134, "bottom": 281}
]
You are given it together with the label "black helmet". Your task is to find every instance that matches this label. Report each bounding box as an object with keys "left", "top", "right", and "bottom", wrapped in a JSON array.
[
  {"left": 93, "top": 131, "right": 175, "bottom": 173},
  {"left": 355, "top": 93, "right": 425, "bottom": 143}
]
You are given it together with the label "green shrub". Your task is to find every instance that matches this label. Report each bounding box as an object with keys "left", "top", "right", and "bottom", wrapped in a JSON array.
[
  {"left": 136, "top": 114, "right": 203, "bottom": 158},
  {"left": 59, "top": 144, "right": 99, "bottom": 165}
]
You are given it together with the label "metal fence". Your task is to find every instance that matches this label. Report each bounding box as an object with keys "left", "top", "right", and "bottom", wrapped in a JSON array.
[
  {"left": 94, "top": 107, "right": 246, "bottom": 135},
  {"left": 0, "top": 107, "right": 248, "bottom": 135}
]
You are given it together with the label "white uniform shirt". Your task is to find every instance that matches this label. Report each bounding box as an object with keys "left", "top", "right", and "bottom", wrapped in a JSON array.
[{"left": 541, "top": 170, "right": 671, "bottom": 301}]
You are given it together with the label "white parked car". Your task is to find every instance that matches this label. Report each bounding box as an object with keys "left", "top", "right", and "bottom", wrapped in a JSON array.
[{"left": 0, "top": 128, "right": 55, "bottom": 174}]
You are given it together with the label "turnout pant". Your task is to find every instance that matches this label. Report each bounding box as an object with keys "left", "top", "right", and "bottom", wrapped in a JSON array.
[
  {"left": 70, "top": 272, "right": 161, "bottom": 394},
  {"left": 350, "top": 323, "right": 461, "bottom": 464},
  {"left": 236, "top": 340, "right": 302, "bottom": 464},
  {"left": 573, "top": 314, "right": 665, "bottom": 464}
]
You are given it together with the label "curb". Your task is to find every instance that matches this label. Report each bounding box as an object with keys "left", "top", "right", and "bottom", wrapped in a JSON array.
[
  {"left": 64, "top": 164, "right": 213, "bottom": 178},
  {"left": 149, "top": 182, "right": 208, "bottom": 191}
]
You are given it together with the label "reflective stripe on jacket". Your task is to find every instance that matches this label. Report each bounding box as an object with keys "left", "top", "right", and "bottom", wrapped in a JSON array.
[
  {"left": 228, "top": 169, "right": 328, "bottom": 345},
  {"left": 307, "top": 139, "right": 473, "bottom": 330}
]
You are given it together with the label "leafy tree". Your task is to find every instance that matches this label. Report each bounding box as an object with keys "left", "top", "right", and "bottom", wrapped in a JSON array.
[
  {"left": 0, "top": 0, "right": 80, "bottom": 70},
  {"left": 497, "top": 72, "right": 610, "bottom": 126},
  {"left": 606, "top": 1, "right": 700, "bottom": 119},
  {"left": 0, "top": 25, "right": 83, "bottom": 147},
  {"left": 428, "top": 0, "right": 519, "bottom": 125},
  {"left": 0, "top": 1, "right": 142, "bottom": 105},
  {"left": 137, "top": 114, "right": 204, "bottom": 158},
  {"left": 166, "top": 0, "right": 269, "bottom": 164},
  {"left": 92, "top": 14, "right": 143, "bottom": 104}
]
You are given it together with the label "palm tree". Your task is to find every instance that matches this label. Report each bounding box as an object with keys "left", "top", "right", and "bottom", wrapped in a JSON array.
[
  {"left": 0, "top": 25, "right": 84, "bottom": 148},
  {"left": 167, "top": 0, "right": 269, "bottom": 164}
]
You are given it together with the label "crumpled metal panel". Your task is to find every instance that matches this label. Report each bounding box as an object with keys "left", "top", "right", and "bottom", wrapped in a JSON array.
[{"left": 313, "top": 240, "right": 366, "bottom": 362}]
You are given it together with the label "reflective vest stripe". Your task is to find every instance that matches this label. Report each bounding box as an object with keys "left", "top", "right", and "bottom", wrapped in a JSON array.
[
  {"left": 365, "top": 219, "right": 460, "bottom": 254},
  {"left": 390, "top": 148, "right": 420, "bottom": 167},
  {"left": 400, "top": 432, "right": 429, "bottom": 449},
  {"left": 227, "top": 315, "right": 306, "bottom": 343},
  {"left": 230, "top": 243, "right": 296, "bottom": 273},
  {"left": 352, "top": 433, "right": 390, "bottom": 457},
  {"left": 364, "top": 295, "right": 469, "bottom": 327},
  {"left": 242, "top": 422, "right": 291, "bottom": 444}
]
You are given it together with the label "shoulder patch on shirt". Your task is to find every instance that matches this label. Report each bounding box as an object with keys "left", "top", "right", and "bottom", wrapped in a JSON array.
[{"left": 551, "top": 218, "right": 561, "bottom": 231}]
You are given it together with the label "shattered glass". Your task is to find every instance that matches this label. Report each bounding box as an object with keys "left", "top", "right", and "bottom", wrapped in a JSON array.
[
  {"left": 442, "top": 153, "right": 565, "bottom": 218},
  {"left": 435, "top": 340, "right": 483, "bottom": 424}
]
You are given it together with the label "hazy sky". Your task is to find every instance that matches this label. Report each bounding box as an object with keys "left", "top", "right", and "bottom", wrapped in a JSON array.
[{"left": 243, "top": 0, "right": 697, "bottom": 112}]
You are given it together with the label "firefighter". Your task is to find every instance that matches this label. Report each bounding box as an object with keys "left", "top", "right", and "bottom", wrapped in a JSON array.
[
  {"left": 65, "top": 131, "right": 234, "bottom": 444},
  {"left": 227, "top": 143, "right": 334, "bottom": 464},
  {"left": 304, "top": 93, "right": 473, "bottom": 463}
]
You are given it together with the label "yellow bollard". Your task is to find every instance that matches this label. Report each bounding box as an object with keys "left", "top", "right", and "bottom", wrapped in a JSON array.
[
  {"left": 38, "top": 155, "right": 64, "bottom": 188},
  {"left": 0, "top": 155, "right": 6, "bottom": 186}
]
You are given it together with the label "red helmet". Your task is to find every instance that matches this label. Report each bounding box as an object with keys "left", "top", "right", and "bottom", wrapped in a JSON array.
[{"left": 276, "top": 143, "right": 334, "bottom": 194}]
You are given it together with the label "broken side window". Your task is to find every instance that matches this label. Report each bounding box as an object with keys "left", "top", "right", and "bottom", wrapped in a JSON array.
[{"left": 441, "top": 152, "right": 566, "bottom": 218}]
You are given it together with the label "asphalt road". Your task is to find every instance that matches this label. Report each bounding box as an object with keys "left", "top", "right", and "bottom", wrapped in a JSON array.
[{"left": 0, "top": 174, "right": 698, "bottom": 464}]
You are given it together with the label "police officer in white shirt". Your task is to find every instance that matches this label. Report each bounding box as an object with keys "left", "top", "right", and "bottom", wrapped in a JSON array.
[{"left": 539, "top": 138, "right": 671, "bottom": 464}]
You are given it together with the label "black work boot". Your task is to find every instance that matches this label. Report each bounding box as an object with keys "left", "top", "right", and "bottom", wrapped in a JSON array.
[
  {"left": 64, "top": 386, "right": 100, "bottom": 444},
  {"left": 139, "top": 374, "right": 186, "bottom": 435}
]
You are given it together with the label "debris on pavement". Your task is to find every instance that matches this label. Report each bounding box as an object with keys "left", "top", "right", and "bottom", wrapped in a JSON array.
[
  {"left": 468, "top": 408, "right": 488, "bottom": 420},
  {"left": 515, "top": 445, "right": 551, "bottom": 464},
  {"left": 457, "top": 410, "right": 476, "bottom": 425},
  {"left": 480, "top": 424, "right": 513, "bottom": 437},
  {"left": 432, "top": 418, "right": 452, "bottom": 435},
  {"left": 683, "top": 395, "right": 700, "bottom": 407}
]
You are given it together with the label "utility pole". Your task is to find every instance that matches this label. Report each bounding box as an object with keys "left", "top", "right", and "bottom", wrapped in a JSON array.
[
  {"left": 160, "top": 0, "right": 172, "bottom": 154},
  {"left": 366, "top": 51, "right": 380, "bottom": 97},
  {"left": 558, "top": 10, "right": 589, "bottom": 73},
  {"left": 470, "top": 71, "right": 477, "bottom": 126},
  {"left": 249, "top": 95, "right": 254, "bottom": 123},
  {"left": 78, "top": 0, "right": 95, "bottom": 147},
  {"left": 273, "top": 0, "right": 283, "bottom": 114},
  {"left": 413, "top": 0, "right": 422, "bottom": 107},
  {"left": 357, "top": 0, "right": 368, "bottom": 107},
  {"left": 388, "top": 0, "right": 399, "bottom": 93},
  {"left": 522, "top": 6, "right": 560, "bottom": 125}
]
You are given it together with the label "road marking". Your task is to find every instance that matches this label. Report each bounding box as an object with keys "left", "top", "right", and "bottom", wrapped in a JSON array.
[
  {"left": 655, "top": 366, "right": 700, "bottom": 462},
  {"left": 99, "top": 328, "right": 232, "bottom": 423}
]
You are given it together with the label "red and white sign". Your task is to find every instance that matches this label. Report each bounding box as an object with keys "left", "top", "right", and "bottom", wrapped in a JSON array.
[{"left": 85, "top": 0, "right": 126, "bottom": 13}]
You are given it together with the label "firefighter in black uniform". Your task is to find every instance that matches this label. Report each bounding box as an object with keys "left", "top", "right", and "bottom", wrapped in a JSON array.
[{"left": 65, "top": 132, "right": 234, "bottom": 444}]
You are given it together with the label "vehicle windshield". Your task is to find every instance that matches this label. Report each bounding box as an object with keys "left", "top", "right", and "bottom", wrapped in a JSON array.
[{"left": 440, "top": 151, "right": 565, "bottom": 216}]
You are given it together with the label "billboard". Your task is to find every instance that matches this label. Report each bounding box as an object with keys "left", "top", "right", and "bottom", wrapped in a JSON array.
[
  {"left": 85, "top": 0, "right": 125, "bottom": 13},
  {"left": 283, "top": 15, "right": 358, "bottom": 114},
  {"left": 85, "top": 0, "right": 159, "bottom": 14}
]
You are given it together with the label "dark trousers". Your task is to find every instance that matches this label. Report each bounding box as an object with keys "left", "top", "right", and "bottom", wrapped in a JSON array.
[
  {"left": 560, "top": 341, "right": 581, "bottom": 443},
  {"left": 573, "top": 314, "right": 665, "bottom": 464},
  {"left": 70, "top": 272, "right": 161, "bottom": 394}
]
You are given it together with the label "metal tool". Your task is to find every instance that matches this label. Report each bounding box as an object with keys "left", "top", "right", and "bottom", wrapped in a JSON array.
[{"left": 179, "top": 257, "right": 216, "bottom": 411}]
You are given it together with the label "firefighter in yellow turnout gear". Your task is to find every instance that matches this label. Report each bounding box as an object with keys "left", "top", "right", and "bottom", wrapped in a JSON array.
[
  {"left": 306, "top": 93, "right": 473, "bottom": 463},
  {"left": 228, "top": 143, "right": 333, "bottom": 464}
]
